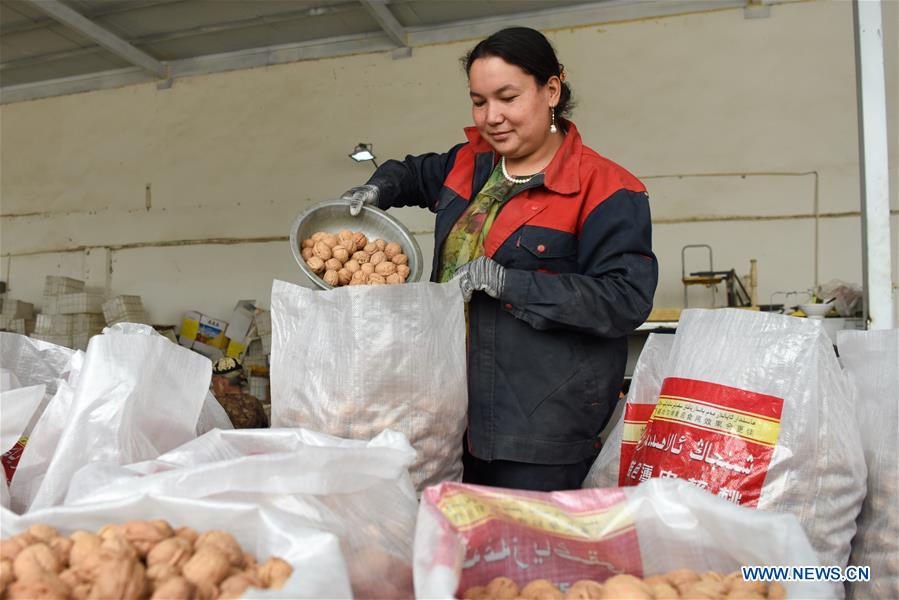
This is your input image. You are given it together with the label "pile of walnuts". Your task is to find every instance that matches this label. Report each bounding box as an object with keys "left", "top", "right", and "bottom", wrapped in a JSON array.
[
  {"left": 300, "top": 230, "right": 411, "bottom": 287},
  {"left": 1, "top": 521, "right": 292, "bottom": 600},
  {"left": 461, "top": 569, "right": 787, "bottom": 599}
]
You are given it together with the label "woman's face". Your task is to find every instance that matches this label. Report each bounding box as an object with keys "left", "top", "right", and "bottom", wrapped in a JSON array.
[{"left": 468, "top": 56, "right": 560, "bottom": 161}]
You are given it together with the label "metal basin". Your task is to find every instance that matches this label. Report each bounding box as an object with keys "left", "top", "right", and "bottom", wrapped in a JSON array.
[{"left": 289, "top": 200, "right": 425, "bottom": 290}]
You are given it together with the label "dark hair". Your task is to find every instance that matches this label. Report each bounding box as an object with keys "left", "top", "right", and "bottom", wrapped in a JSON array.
[{"left": 462, "top": 27, "right": 574, "bottom": 118}]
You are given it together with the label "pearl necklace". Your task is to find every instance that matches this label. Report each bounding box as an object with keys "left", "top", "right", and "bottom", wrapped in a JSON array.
[{"left": 500, "top": 156, "right": 537, "bottom": 184}]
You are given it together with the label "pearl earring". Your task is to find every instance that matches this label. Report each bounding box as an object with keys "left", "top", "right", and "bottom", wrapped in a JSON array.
[{"left": 550, "top": 108, "right": 557, "bottom": 134}]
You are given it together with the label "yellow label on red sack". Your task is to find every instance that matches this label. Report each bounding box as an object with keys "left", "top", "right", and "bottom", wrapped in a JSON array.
[{"left": 436, "top": 488, "right": 634, "bottom": 541}]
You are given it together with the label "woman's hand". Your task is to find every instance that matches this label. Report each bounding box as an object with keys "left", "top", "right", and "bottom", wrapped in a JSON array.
[
  {"left": 455, "top": 256, "right": 506, "bottom": 302},
  {"left": 341, "top": 184, "right": 380, "bottom": 216}
]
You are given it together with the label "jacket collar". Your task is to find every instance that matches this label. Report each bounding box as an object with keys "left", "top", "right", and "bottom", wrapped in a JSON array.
[{"left": 462, "top": 119, "right": 582, "bottom": 195}]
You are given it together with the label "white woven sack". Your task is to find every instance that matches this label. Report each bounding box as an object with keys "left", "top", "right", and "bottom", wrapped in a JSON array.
[
  {"left": 0, "top": 494, "right": 351, "bottom": 599},
  {"left": 11, "top": 324, "right": 211, "bottom": 512},
  {"left": 65, "top": 428, "right": 419, "bottom": 598},
  {"left": 583, "top": 333, "right": 674, "bottom": 488},
  {"left": 269, "top": 279, "right": 467, "bottom": 491},
  {"left": 838, "top": 329, "right": 898, "bottom": 599},
  {"left": 624, "top": 309, "right": 865, "bottom": 574}
]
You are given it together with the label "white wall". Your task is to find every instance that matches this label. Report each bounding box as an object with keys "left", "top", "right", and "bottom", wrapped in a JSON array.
[{"left": 1, "top": 0, "right": 896, "bottom": 325}]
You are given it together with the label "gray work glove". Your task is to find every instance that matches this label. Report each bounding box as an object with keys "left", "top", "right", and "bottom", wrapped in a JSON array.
[
  {"left": 455, "top": 256, "right": 506, "bottom": 302},
  {"left": 342, "top": 184, "right": 380, "bottom": 216}
]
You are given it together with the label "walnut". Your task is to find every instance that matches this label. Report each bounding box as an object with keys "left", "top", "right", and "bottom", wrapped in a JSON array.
[
  {"left": 485, "top": 576, "right": 519, "bottom": 599},
  {"left": 88, "top": 558, "right": 146, "bottom": 600},
  {"left": 119, "top": 520, "right": 173, "bottom": 557},
  {"left": 666, "top": 568, "right": 701, "bottom": 591},
  {"left": 337, "top": 229, "right": 354, "bottom": 242},
  {"left": 146, "top": 564, "right": 180, "bottom": 588},
  {"left": 99, "top": 533, "right": 138, "bottom": 562},
  {"left": 337, "top": 268, "right": 352, "bottom": 286},
  {"left": 363, "top": 243, "right": 377, "bottom": 253},
  {"left": 352, "top": 250, "right": 371, "bottom": 264},
  {"left": 219, "top": 572, "right": 255, "bottom": 599},
  {"left": 374, "top": 261, "right": 396, "bottom": 276},
  {"left": 369, "top": 251, "right": 386, "bottom": 266},
  {"left": 649, "top": 582, "right": 679, "bottom": 599},
  {"left": 324, "top": 258, "right": 342, "bottom": 272},
  {"left": 301, "top": 238, "right": 314, "bottom": 249},
  {"left": 14, "top": 543, "right": 61, "bottom": 580},
  {"left": 306, "top": 256, "right": 325, "bottom": 275},
  {"left": 520, "top": 579, "right": 563, "bottom": 599},
  {"left": 60, "top": 569, "right": 91, "bottom": 600},
  {"left": 47, "top": 537, "right": 72, "bottom": 567},
  {"left": 256, "top": 557, "right": 292, "bottom": 589},
  {"left": 313, "top": 241, "right": 332, "bottom": 261},
  {"left": 6, "top": 573, "right": 70, "bottom": 600},
  {"left": 396, "top": 264, "right": 411, "bottom": 279},
  {"left": 182, "top": 548, "right": 231, "bottom": 587},
  {"left": 383, "top": 242, "right": 402, "bottom": 259},
  {"left": 195, "top": 531, "right": 243, "bottom": 568},
  {"left": 368, "top": 273, "right": 387, "bottom": 285},
  {"left": 332, "top": 247, "right": 350, "bottom": 264},
  {"left": 678, "top": 580, "right": 725, "bottom": 599},
  {"left": 1, "top": 536, "right": 31, "bottom": 562},
  {"left": 310, "top": 232, "right": 326, "bottom": 242},
  {"left": 322, "top": 233, "right": 340, "bottom": 248},
  {"left": 147, "top": 536, "right": 193, "bottom": 570},
  {"left": 349, "top": 270, "right": 368, "bottom": 286},
  {"left": 597, "top": 575, "right": 652, "bottom": 599},
  {"left": 174, "top": 527, "right": 199, "bottom": 545},
  {"left": 373, "top": 239, "right": 387, "bottom": 251},
  {"left": 150, "top": 576, "right": 194, "bottom": 600},
  {"left": 392, "top": 253, "right": 409, "bottom": 266},
  {"left": 352, "top": 232, "right": 368, "bottom": 249},
  {"left": 461, "top": 585, "right": 486, "bottom": 600},
  {"left": 1, "top": 559, "right": 14, "bottom": 590},
  {"left": 323, "top": 270, "right": 340, "bottom": 286},
  {"left": 241, "top": 553, "right": 256, "bottom": 570},
  {"left": 360, "top": 263, "right": 375, "bottom": 275},
  {"left": 301, "top": 247, "right": 314, "bottom": 261},
  {"left": 564, "top": 580, "right": 603, "bottom": 599},
  {"left": 344, "top": 259, "right": 361, "bottom": 273},
  {"left": 386, "top": 273, "right": 403, "bottom": 285},
  {"left": 27, "top": 525, "right": 58, "bottom": 543}
]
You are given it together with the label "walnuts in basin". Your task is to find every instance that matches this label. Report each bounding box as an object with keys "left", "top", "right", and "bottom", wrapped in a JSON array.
[{"left": 301, "top": 230, "right": 411, "bottom": 287}]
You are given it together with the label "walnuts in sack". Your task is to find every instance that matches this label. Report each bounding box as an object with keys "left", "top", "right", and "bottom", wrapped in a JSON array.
[
  {"left": 1, "top": 521, "right": 294, "bottom": 600},
  {"left": 302, "top": 230, "right": 411, "bottom": 287},
  {"left": 460, "top": 570, "right": 793, "bottom": 600}
]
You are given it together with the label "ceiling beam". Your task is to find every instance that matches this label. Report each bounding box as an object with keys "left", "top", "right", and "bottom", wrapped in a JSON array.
[
  {"left": 359, "top": 0, "right": 406, "bottom": 48},
  {"left": 22, "top": 0, "right": 167, "bottom": 78},
  {"left": 1, "top": 1, "right": 359, "bottom": 73},
  {"left": 0, "top": 0, "right": 185, "bottom": 36},
  {"left": 2, "top": 0, "right": 756, "bottom": 104}
]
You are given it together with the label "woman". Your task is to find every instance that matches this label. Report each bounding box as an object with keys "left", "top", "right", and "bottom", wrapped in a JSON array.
[{"left": 341, "top": 27, "right": 657, "bottom": 491}]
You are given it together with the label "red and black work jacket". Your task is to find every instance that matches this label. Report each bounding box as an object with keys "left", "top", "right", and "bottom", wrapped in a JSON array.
[{"left": 367, "top": 121, "right": 658, "bottom": 465}]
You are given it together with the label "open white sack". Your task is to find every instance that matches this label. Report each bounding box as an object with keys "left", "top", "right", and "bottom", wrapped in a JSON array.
[
  {"left": 838, "top": 329, "right": 898, "bottom": 599},
  {"left": 66, "top": 427, "right": 420, "bottom": 599},
  {"left": 10, "top": 323, "right": 211, "bottom": 513},
  {"left": 269, "top": 279, "right": 468, "bottom": 491},
  {"left": 415, "top": 478, "right": 832, "bottom": 599},
  {"left": 613, "top": 309, "right": 866, "bottom": 575},
  {"left": 0, "top": 493, "right": 351, "bottom": 599}
]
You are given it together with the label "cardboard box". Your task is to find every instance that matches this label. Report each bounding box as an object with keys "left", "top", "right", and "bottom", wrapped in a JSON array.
[
  {"left": 225, "top": 300, "right": 256, "bottom": 346},
  {"left": 179, "top": 311, "right": 228, "bottom": 349}
]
